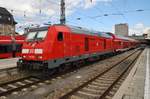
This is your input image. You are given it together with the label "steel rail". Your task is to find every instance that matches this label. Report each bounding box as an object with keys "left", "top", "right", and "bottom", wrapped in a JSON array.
[{"left": 59, "top": 49, "right": 143, "bottom": 99}]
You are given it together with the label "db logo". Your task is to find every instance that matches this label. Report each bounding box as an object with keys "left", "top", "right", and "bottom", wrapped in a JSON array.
[{"left": 29, "top": 49, "right": 34, "bottom": 53}]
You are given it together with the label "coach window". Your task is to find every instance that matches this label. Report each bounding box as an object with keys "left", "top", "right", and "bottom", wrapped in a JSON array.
[
  {"left": 57, "top": 32, "right": 63, "bottom": 41},
  {"left": 0, "top": 45, "right": 4, "bottom": 53}
]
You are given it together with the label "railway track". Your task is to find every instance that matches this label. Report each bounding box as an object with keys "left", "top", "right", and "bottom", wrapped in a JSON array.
[
  {"left": 0, "top": 68, "right": 83, "bottom": 98},
  {"left": 0, "top": 67, "right": 17, "bottom": 76},
  {"left": 0, "top": 67, "right": 31, "bottom": 85},
  {"left": 0, "top": 76, "right": 43, "bottom": 96},
  {"left": 59, "top": 49, "right": 142, "bottom": 99},
  {"left": 0, "top": 64, "right": 82, "bottom": 97},
  {"left": 0, "top": 48, "right": 142, "bottom": 98}
]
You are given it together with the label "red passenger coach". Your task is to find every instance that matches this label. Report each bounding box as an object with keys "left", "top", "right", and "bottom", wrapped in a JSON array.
[
  {"left": 107, "top": 33, "right": 139, "bottom": 52},
  {"left": 0, "top": 35, "right": 25, "bottom": 58},
  {"left": 17, "top": 24, "right": 139, "bottom": 70}
]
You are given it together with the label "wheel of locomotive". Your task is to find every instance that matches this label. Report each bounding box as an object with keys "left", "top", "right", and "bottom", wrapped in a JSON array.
[
  {"left": 42, "top": 67, "right": 56, "bottom": 76},
  {"left": 28, "top": 65, "right": 33, "bottom": 71},
  {"left": 58, "top": 64, "right": 69, "bottom": 73},
  {"left": 79, "top": 60, "right": 85, "bottom": 66},
  {"left": 17, "top": 62, "right": 24, "bottom": 71},
  {"left": 84, "top": 59, "right": 89, "bottom": 65},
  {"left": 72, "top": 61, "right": 82, "bottom": 68}
]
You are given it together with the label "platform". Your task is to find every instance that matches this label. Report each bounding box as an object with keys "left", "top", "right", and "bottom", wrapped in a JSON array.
[
  {"left": 0, "top": 58, "right": 19, "bottom": 69},
  {"left": 113, "top": 47, "right": 150, "bottom": 99}
]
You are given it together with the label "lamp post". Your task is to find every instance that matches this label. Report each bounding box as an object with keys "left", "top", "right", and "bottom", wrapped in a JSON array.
[{"left": 60, "top": 0, "right": 66, "bottom": 24}]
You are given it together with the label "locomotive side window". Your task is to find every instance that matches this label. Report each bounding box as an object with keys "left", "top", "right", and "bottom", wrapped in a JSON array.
[{"left": 57, "top": 32, "right": 63, "bottom": 41}]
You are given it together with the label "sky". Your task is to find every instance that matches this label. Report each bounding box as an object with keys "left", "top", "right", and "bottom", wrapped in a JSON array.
[{"left": 0, "top": 0, "right": 150, "bottom": 35}]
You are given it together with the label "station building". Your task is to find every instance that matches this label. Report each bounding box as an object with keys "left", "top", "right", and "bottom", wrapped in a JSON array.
[
  {"left": 0, "top": 7, "right": 17, "bottom": 35},
  {"left": 115, "top": 23, "right": 129, "bottom": 36}
]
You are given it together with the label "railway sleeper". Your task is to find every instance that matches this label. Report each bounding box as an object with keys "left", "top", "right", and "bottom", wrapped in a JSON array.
[
  {"left": 81, "top": 87, "right": 104, "bottom": 95},
  {"left": 105, "top": 95, "right": 112, "bottom": 99},
  {"left": 74, "top": 90, "right": 101, "bottom": 99},
  {"left": 87, "top": 84, "right": 107, "bottom": 90},
  {"left": 94, "top": 80, "right": 114, "bottom": 85},
  {"left": 0, "top": 87, "right": 7, "bottom": 92},
  {"left": 7, "top": 84, "right": 17, "bottom": 89},
  {"left": 95, "top": 80, "right": 114, "bottom": 84},
  {"left": 16, "top": 82, "right": 25, "bottom": 86},
  {"left": 91, "top": 82, "right": 112, "bottom": 87},
  {"left": 97, "top": 77, "right": 117, "bottom": 81},
  {"left": 95, "top": 83, "right": 113, "bottom": 87}
]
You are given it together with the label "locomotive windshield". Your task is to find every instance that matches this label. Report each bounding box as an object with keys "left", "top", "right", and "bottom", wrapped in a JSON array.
[{"left": 26, "top": 31, "right": 47, "bottom": 41}]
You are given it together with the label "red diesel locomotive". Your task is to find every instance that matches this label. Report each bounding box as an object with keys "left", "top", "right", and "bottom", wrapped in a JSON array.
[{"left": 17, "top": 25, "right": 139, "bottom": 70}]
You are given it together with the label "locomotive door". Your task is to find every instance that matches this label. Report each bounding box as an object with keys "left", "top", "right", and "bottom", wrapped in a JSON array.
[
  {"left": 103, "top": 39, "right": 106, "bottom": 49},
  {"left": 85, "top": 38, "right": 89, "bottom": 51},
  {"left": 57, "top": 32, "right": 65, "bottom": 57},
  {"left": 63, "top": 32, "right": 71, "bottom": 57}
]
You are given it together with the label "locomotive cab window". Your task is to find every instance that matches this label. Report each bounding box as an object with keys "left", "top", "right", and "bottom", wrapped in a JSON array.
[
  {"left": 26, "top": 30, "right": 48, "bottom": 41},
  {"left": 57, "top": 32, "right": 63, "bottom": 41}
]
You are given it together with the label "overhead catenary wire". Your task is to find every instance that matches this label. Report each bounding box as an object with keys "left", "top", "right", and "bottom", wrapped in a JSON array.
[
  {"left": 110, "top": 2, "right": 128, "bottom": 22},
  {"left": 90, "top": 8, "right": 150, "bottom": 19},
  {"left": 6, "top": 0, "right": 150, "bottom": 33}
]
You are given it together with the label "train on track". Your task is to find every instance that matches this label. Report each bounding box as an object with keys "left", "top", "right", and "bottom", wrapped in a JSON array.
[
  {"left": 0, "top": 35, "right": 25, "bottom": 58},
  {"left": 0, "top": 7, "right": 25, "bottom": 58},
  {"left": 17, "top": 24, "right": 139, "bottom": 70}
]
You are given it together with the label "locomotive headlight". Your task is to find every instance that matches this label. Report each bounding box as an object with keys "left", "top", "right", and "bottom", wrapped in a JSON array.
[
  {"left": 23, "top": 55, "right": 26, "bottom": 58},
  {"left": 35, "top": 49, "right": 43, "bottom": 54},
  {"left": 22, "top": 49, "right": 29, "bottom": 54},
  {"left": 37, "top": 56, "right": 42, "bottom": 59}
]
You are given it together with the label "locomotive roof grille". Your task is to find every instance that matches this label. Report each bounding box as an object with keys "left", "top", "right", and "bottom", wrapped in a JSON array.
[
  {"left": 24, "top": 24, "right": 136, "bottom": 41},
  {"left": 68, "top": 25, "right": 112, "bottom": 38},
  {"left": 27, "top": 26, "right": 49, "bottom": 32},
  {"left": 26, "top": 24, "right": 113, "bottom": 38}
]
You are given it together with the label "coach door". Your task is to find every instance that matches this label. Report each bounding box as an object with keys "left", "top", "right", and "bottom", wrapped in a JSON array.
[
  {"left": 85, "top": 38, "right": 89, "bottom": 51},
  {"left": 63, "top": 32, "right": 71, "bottom": 56}
]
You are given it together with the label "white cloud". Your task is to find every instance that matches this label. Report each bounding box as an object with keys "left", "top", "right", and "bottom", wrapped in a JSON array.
[
  {"left": 129, "top": 23, "right": 150, "bottom": 36},
  {"left": 0, "top": 0, "right": 112, "bottom": 34},
  {"left": 134, "top": 23, "right": 144, "bottom": 29},
  {"left": 83, "top": 0, "right": 112, "bottom": 9},
  {"left": 0, "top": 0, "right": 112, "bottom": 20}
]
